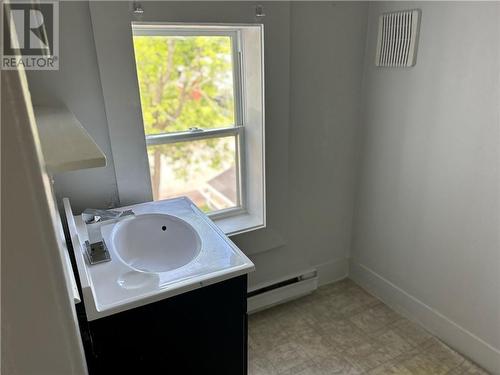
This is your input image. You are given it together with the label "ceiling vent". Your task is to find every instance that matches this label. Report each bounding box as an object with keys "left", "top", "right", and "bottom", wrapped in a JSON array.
[{"left": 375, "top": 9, "right": 421, "bottom": 67}]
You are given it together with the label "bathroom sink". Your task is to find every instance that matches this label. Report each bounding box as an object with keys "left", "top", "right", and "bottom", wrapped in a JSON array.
[
  {"left": 111, "top": 213, "right": 202, "bottom": 273},
  {"left": 65, "top": 197, "right": 254, "bottom": 320}
]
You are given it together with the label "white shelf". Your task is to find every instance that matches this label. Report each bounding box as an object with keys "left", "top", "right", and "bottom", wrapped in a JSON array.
[{"left": 34, "top": 106, "right": 106, "bottom": 173}]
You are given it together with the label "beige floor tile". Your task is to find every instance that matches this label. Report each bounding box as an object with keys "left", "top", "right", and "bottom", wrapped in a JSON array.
[
  {"left": 318, "top": 318, "right": 368, "bottom": 351},
  {"left": 374, "top": 338, "right": 464, "bottom": 375},
  {"left": 367, "top": 360, "right": 415, "bottom": 375},
  {"left": 299, "top": 332, "right": 341, "bottom": 359},
  {"left": 249, "top": 310, "right": 293, "bottom": 351},
  {"left": 248, "top": 355, "right": 278, "bottom": 375},
  {"left": 331, "top": 290, "right": 380, "bottom": 317},
  {"left": 249, "top": 323, "right": 290, "bottom": 350},
  {"left": 369, "top": 321, "right": 419, "bottom": 356},
  {"left": 349, "top": 303, "right": 401, "bottom": 333},
  {"left": 422, "top": 338, "right": 465, "bottom": 368},
  {"left": 263, "top": 341, "right": 311, "bottom": 374},
  {"left": 276, "top": 360, "right": 321, "bottom": 375},
  {"left": 448, "top": 359, "right": 490, "bottom": 374},
  {"left": 248, "top": 278, "right": 489, "bottom": 375},
  {"left": 343, "top": 338, "right": 401, "bottom": 372},
  {"left": 312, "top": 351, "right": 365, "bottom": 375},
  {"left": 398, "top": 352, "right": 456, "bottom": 374},
  {"left": 383, "top": 318, "right": 432, "bottom": 348},
  {"left": 294, "top": 295, "right": 344, "bottom": 324}
]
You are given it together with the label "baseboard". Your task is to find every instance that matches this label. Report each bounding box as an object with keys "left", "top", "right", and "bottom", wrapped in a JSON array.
[
  {"left": 316, "top": 257, "right": 349, "bottom": 287},
  {"left": 349, "top": 261, "right": 500, "bottom": 374},
  {"left": 247, "top": 272, "right": 318, "bottom": 314},
  {"left": 247, "top": 257, "right": 348, "bottom": 314}
]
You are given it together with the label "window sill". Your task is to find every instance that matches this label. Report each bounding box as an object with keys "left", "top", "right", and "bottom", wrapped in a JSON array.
[{"left": 212, "top": 212, "right": 265, "bottom": 237}]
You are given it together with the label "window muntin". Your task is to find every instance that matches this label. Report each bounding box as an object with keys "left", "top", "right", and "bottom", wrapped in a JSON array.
[{"left": 132, "top": 26, "right": 244, "bottom": 214}]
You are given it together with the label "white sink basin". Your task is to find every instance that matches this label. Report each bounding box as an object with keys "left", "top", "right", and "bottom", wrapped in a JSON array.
[
  {"left": 111, "top": 213, "right": 201, "bottom": 273},
  {"left": 65, "top": 197, "right": 255, "bottom": 320}
]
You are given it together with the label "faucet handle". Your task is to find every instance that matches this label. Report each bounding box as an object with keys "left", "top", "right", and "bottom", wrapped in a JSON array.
[
  {"left": 82, "top": 208, "right": 122, "bottom": 224},
  {"left": 82, "top": 208, "right": 134, "bottom": 225},
  {"left": 82, "top": 208, "right": 135, "bottom": 266},
  {"left": 119, "top": 210, "right": 134, "bottom": 217}
]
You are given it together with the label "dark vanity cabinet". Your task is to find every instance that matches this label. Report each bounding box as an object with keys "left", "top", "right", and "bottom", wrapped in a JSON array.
[{"left": 79, "top": 275, "right": 248, "bottom": 375}]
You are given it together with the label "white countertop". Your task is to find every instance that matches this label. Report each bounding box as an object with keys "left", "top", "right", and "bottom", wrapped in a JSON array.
[{"left": 64, "top": 197, "right": 254, "bottom": 321}]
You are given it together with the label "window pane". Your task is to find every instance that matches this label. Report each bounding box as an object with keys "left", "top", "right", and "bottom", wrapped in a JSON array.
[
  {"left": 133, "top": 35, "right": 236, "bottom": 135},
  {"left": 148, "top": 136, "right": 239, "bottom": 213}
]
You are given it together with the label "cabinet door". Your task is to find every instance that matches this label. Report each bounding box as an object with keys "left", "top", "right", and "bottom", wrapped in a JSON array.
[{"left": 87, "top": 275, "right": 248, "bottom": 375}]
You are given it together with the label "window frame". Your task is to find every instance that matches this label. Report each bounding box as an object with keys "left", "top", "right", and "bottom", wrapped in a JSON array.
[
  {"left": 132, "top": 25, "right": 247, "bottom": 219},
  {"left": 89, "top": 8, "right": 266, "bottom": 236}
]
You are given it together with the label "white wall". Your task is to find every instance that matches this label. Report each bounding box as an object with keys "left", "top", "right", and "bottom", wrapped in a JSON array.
[
  {"left": 2, "top": 58, "right": 87, "bottom": 375},
  {"left": 286, "top": 1, "right": 367, "bottom": 282},
  {"left": 26, "top": 1, "right": 368, "bottom": 289},
  {"left": 26, "top": 1, "right": 119, "bottom": 211},
  {"left": 351, "top": 2, "right": 500, "bottom": 372}
]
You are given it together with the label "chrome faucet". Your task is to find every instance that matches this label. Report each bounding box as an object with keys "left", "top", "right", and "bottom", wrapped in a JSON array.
[{"left": 82, "top": 208, "right": 135, "bottom": 264}]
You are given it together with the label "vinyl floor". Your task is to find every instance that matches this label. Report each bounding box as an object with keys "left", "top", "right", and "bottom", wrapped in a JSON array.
[{"left": 248, "top": 279, "right": 489, "bottom": 375}]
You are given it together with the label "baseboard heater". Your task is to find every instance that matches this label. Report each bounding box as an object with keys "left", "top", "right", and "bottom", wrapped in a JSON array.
[{"left": 247, "top": 269, "right": 318, "bottom": 314}]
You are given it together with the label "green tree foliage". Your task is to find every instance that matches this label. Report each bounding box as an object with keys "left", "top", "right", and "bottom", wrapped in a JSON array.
[{"left": 133, "top": 35, "right": 235, "bottom": 199}]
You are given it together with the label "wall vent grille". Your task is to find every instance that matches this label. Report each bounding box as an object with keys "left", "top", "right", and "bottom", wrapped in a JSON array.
[{"left": 375, "top": 9, "right": 421, "bottom": 67}]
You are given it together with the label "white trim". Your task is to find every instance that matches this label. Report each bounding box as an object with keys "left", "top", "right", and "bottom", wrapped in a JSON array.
[
  {"left": 132, "top": 26, "right": 240, "bottom": 38},
  {"left": 216, "top": 212, "right": 265, "bottom": 237},
  {"left": 145, "top": 126, "right": 243, "bottom": 146},
  {"left": 349, "top": 261, "right": 500, "bottom": 374},
  {"left": 237, "top": 23, "right": 266, "bottom": 233},
  {"left": 132, "top": 22, "right": 258, "bottom": 33}
]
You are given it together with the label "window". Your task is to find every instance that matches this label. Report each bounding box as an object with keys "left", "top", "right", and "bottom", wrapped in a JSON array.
[
  {"left": 89, "top": 3, "right": 266, "bottom": 235},
  {"left": 98, "top": 23, "right": 266, "bottom": 235},
  {"left": 132, "top": 27, "right": 244, "bottom": 216}
]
